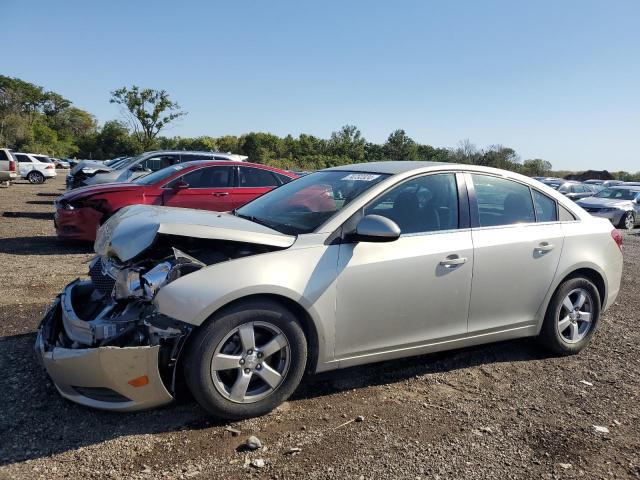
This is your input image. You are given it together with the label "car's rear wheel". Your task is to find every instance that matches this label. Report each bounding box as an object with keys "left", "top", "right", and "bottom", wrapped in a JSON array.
[
  {"left": 184, "top": 299, "right": 307, "bottom": 419},
  {"left": 27, "top": 171, "right": 45, "bottom": 184},
  {"left": 618, "top": 211, "right": 635, "bottom": 230},
  {"left": 539, "top": 277, "right": 601, "bottom": 355}
]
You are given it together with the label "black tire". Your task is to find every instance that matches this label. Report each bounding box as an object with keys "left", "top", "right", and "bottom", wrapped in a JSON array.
[
  {"left": 539, "top": 277, "right": 601, "bottom": 355},
  {"left": 618, "top": 211, "right": 635, "bottom": 230},
  {"left": 184, "top": 299, "right": 307, "bottom": 419},
  {"left": 27, "top": 171, "right": 45, "bottom": 184}
]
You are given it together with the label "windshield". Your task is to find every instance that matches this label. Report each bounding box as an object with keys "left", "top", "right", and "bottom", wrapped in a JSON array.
[
  {"left": 134, "top": 164, "right": 188, "bottom": 185},
  {"left": 110, "top": 155, "right": 142, "bottom": 171},
  {"left": 594, "top": 188, "right": 640, "bottom": 200},
  {"left": 105, "top": 157, "right": 129, "bottom": 167},
  {"left": 235, "top": 170, "right": 390, "bottom": 235}
]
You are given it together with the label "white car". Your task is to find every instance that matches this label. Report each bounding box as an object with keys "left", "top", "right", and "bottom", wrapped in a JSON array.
[{"left": 14, "top": 152, "right": 57, "bottom": 184}]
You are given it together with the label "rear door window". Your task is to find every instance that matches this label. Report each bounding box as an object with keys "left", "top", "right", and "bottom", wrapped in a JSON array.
[
  {"left": 173, "top": 166, "right": 234, "bottom": 188},
  {"left": 471, "top": 174, "right": 536, "bottom": 227},
  {"left": 238, "top": 166, "right": 280, "bottom": 187}
]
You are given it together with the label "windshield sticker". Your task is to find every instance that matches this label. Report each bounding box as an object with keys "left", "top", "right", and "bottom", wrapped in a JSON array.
[{"left": 341, "top": 173, "right": 381, "bottom": 182}]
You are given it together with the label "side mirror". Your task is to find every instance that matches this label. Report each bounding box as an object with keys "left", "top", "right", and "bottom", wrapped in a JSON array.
[
  {"left": 353, "top": 215, "right": 401, "bottom": 243},
  {"left": 173, "top": 180, "right": 189, "bottom": 190}
]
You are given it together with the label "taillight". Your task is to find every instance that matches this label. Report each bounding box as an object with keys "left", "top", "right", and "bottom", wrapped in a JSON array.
[
  {"left": 9, "top": 160, "right": 16, "bottom": 171},
  {"left": 611, "top": 228, "right": 623, "bottom": 251},
  {"left": 46, "top": 164, "right": 54, "bottom": 170}
]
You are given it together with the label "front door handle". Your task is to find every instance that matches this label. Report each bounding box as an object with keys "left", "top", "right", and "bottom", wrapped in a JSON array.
[
  {"left": 212, "top": 192, "right": 229, "bottom": 197},
  {"left": 439, "top": 255, "right": 467, "bottom": 268},
  {"left": 535, "top": 242, "right": 555, "bottom": 254}
]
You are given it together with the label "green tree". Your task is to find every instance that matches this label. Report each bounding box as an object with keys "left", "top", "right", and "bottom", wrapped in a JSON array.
[
  {"left": 110, "top": 86, "right": 186, "bottom": 150},
  {"left": 328, "top": 125, "right": 366, "bottom": 161},
  {"left": 384, "top": 129, "right": 418, "bottom": 160},
  {"left": 521, "top": 158, "right": 553, "bottom": 177}
]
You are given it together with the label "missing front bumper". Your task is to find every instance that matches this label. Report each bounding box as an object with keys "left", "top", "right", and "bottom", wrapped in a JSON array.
[{"left": 35, "top": 291, "right": 175, "bottom": 412}]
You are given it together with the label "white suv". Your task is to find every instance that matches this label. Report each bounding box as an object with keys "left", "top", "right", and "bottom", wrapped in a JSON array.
[{"left": 14, "top": 152, "right": 58, "bottom": 184}]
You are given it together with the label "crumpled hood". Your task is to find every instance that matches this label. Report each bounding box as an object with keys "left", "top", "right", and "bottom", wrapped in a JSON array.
[
  {"left": 577, "top": 197, "right": 632, "bottom": 208},
  {"left": 70, "top": 160, "right": 113, "bottom": 175},
  {"left": 95, "top": 204, "right": 296, "bottom": 261}
]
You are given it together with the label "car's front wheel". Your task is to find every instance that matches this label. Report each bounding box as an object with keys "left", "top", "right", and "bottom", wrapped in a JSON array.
[
  {"left": 539, "top": 276, "right": 601, "bottom": 355},
  {"left": 184, "top": 299, "right": 307, "bottom": 419},
  {"left": 27, "top": 171, "right": 45, "bottom": 184},
  {"left": 618, "top": 211, "right": 635, "bottom": 230}
]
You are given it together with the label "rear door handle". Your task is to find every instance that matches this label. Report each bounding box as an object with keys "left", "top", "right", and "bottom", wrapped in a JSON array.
[
  {"left": 535, "top": 242, "right": 555, "bottom": 254},
  {"left": 212, "top": 192, "right": 229, "bottom": 197},
  {"left": 439, "top": 255, "right": 467, "bottom": 268}
]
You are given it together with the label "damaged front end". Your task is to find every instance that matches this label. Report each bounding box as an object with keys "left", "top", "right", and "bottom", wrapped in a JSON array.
[
  {"left": 37, "top": 204, "right": 295, "bottom": 411},
  {"left": 36, "top": 233, "right": 286, "bottom": 411}
]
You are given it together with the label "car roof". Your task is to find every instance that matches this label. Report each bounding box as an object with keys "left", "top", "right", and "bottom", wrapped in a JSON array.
[
  {"left": 326, "top": 161, "right": 452, "bottom": 175},
  {"left": 162, "top": 160, "right": 295, "bottom": 174},
  {"left": 610, "top": 185, "right": 640, "bottom": 191},
  {"left": 141, "top": 150, "right": 247, "bottom": 159}
]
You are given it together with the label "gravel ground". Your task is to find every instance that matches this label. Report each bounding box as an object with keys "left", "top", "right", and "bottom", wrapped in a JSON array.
[{"left": 0, "top": 176, "right": 639, "bottom": 479}]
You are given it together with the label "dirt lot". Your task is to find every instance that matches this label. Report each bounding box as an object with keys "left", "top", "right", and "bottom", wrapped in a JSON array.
[{"left": 0, "top": 175, "right": 638, "bottom": 479}]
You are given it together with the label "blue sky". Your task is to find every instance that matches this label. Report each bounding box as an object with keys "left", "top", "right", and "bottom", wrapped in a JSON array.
[{"left": 2, "top": 0, "right": 639, "bottom": 171}]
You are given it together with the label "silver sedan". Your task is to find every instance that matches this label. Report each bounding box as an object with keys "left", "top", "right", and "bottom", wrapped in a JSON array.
[
  {"left": 576, "top": 186, "right": 640, "bottom": 230},
  {"left": 37, "top": 162, "right": 623, "bottom": 418}
]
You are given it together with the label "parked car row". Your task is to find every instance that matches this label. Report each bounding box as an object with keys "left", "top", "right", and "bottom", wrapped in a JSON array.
[
  {"left": 55, "top": 160, "right": 298, "bottom": 241},
  {"left": 37, "top": 161, "right": 624, "bottom": 419},
  {"left": 0, "top": 148, "right": 58, "bottom": 184},
  {"left": 66, "top": 151, "right": 248, "bottom": 190},
  {"left": 532, "top": 177, "right": 640, "bottom": 229}
]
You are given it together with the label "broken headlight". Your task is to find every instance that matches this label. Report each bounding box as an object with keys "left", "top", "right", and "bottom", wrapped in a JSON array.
[
  {"left": 114, "top": 267, "right": 143, "bottom": 300},
  {"left": 141, "top": 262, "right": 173, "bottom": 299},
  {"left": 113, "top": 248, "right": 205, "bottom": 301}
]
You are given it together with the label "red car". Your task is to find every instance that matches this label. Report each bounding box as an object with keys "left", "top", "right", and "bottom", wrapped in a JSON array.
[{"left": 54, "top": 161, "right": 298, "bottom": 242}]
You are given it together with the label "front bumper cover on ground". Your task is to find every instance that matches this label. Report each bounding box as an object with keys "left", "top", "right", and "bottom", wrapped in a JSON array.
[{"left": 35, "top": 291, "right": 175, "bottom": 412}]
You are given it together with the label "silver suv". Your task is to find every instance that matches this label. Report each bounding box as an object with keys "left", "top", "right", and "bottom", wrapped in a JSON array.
[
  {"left": 0, "top": 148, "right": 18, "bottom": 183},
  {"left": 66, "top": 151, "right": 248, "bottom": 189}
]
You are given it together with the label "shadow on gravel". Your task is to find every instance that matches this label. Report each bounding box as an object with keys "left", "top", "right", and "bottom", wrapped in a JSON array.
[
  {"left": 26, "top": 200, "right": 55, "bottom": 205},
  {"left": 36, "top": 193, "right": 62, "bottom": 197},
  {"left": 0, "top": 326, "right": 550, "bottom": 466},
  {"left": 294, "top": 338, "right": 550, "bottom": 401},
  {"left": 0, "top": 236, "right": 92, "bottom": 255},
  {"left": 3, "top": 211, "right": 53, "bottom": 220}
]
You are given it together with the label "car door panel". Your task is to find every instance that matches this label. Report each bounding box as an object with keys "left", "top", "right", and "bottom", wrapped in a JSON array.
[
  {"left": 334, "top": 231, "right": 474, "bottom": 358},
  {"left": 333, "top": 172, "right": 472, "bottom": 359},
  {"left": 468, "top": 224, "right": 563, "bottom": 331},
  {"left": 162, "top": 166, "right": 235, "bottom": 211},
  {"left": 466, "top": 173, "right": 564, "bottom": 333}
]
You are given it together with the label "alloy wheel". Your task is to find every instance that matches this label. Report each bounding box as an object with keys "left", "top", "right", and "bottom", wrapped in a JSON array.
[
  {"left": 624, "top": 212, "right": 634, "bottom": 230},
  {"left": 557, "top": 288, "right": 594, "bottom": 344},
  {"left": 210, "top": 321, "right": 291, "bottom": 403},
  {"left": 28, "top": 171, "right": 44, "bottom": 184}
]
